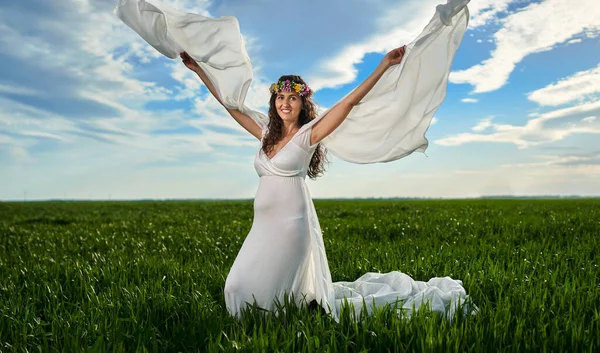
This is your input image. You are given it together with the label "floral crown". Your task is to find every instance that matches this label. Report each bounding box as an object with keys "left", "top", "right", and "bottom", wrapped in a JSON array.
[{"left": 269, "top": 79, "right": 313, "bottom": 97}]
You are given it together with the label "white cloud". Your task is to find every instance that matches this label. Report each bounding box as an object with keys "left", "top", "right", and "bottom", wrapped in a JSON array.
[
  {"left": 4, "top": 145, "right": 35, "bottom": 165},
  {"left": 0, "top": 14, "right": 162, "bottom": 103},
  {"left": 530, "top": 100, "right": 600, "bottom": 121},
  {"left": 436, "top": 100, "right": 600, "bottom": 148},
  {"left": 0, "top": 97, "right": 79, "bottom": 152},
  {"left": 0, "top": 133, "right": 13, "bottom": 145},
  {"left": 582, "top": 116, "right": 597, "bottom": 123},
  {"left": 431, "top": 117, "right": 438, "bottom": 125},
  {"left": 450, "top": 0, "right": 600, "bottom": 93},
  {"left": 191, "top": 94, "right": 246, "bottom": 133},
  {"left": 501, "top": 152, "right": 600, "bottom": 169},
  {"left": 466, "top": 0, "right": 515, "bottom": 29},
  {"left": 0, "top": 83, "right": 41, "bottom": 96},
  {"left": 461, "top": 98, "right": 479, "bottom": 103},
  {"left": 306, "top": 0, "right": 521, "bottom": 92},
  {"left": 168, "top": 60, "right": 204, "bottom": 100},
  {"left": 0, "top": 0, "right": 235, "bottom": 166},
  {"left": 241, "top": 73, "right": 272, "bottom": 112},
  {"left": 0, "top": 95, "right": 214, "bottom": 167},
  {"left": 472, "top": 117, "right": 493, "bottom": 132},
  {"left": 20, "top": 131, "right": 70, "bottom": 143},
  {"left": 166, "top": 0, "right": 212, "bottom": 16},
  {"left": 307, "top": 0, "right": 441, "bottom": 90},
  {"left": 527, "top": 63, "right": 600, "bottom": 107}
]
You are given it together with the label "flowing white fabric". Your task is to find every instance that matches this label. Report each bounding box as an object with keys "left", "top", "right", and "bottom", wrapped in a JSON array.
[{"left": 114, "top": 0, "right": 477, "bottom": 321}]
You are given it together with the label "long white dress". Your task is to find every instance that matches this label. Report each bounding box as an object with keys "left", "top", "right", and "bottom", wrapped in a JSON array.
[
  {"left": 114, "top": 0, "right": 477, "bottom": 321},
  {"left": 224, "top": 125, "right": 475, "bottom": 320},
  {"left": 224, "top": 126, "right": 324, "bottom": 316}
]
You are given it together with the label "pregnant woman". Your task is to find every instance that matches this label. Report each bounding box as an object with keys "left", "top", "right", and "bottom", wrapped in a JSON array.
[{"left": 115, "top": 0, "right": 476, "bottom": 321}]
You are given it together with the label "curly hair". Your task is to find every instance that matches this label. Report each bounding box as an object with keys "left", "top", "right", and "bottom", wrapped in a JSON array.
[{"left": 262, "top": 74, "right": 328, "bottom": 179}]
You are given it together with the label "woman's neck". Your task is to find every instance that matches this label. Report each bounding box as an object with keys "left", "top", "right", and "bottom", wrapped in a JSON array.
[{"left": 281, "top": 121, "right": 299, "bottom": 137}]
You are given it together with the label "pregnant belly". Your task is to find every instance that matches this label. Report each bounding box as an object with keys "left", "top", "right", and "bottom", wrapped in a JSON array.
[{"left": 254, "top": 176, "right": 307, "bottom": 219}]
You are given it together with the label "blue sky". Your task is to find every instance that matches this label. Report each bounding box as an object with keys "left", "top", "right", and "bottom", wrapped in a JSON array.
[{"left": 1, "top": 0, "right": 599, "bottom": 200}]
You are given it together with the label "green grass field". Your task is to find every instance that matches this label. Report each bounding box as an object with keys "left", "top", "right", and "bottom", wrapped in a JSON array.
[{"left": 1, "top": 199, "right": 599, "bottom": 352}]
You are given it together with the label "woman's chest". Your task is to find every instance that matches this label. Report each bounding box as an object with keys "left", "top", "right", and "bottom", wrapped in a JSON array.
[{"left": 256, "top": 141, "right": 311, "bottom": 174}]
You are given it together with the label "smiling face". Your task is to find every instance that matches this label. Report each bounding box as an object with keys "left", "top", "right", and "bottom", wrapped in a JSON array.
[{"left": 275, "top": 91, "right": 303, "bottom": 124}]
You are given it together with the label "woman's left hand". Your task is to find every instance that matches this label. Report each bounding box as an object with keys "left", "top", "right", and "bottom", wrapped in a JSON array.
[{"left": 382, "top": 45, "right": 407, "bottom": 68}]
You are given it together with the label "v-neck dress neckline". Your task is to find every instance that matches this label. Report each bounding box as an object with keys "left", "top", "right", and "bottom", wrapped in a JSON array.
[{"left": 262, "top": 128, "right": 301, "bottom": 161}]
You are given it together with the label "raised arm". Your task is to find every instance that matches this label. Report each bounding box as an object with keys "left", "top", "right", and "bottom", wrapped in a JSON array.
[
  {"left": 310, "top": 46, "right": 407, "bottom": 146},
  {"left": 180, "top": 52, "right": 262, "bottom": 140}
]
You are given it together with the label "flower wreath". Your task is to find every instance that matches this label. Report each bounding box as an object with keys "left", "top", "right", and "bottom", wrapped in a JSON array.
[{"left": 269, "top": 79, "right": 313, "bottom": 97}]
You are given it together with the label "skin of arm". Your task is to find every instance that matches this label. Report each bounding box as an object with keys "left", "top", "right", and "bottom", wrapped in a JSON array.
[
  {"left": 310, "top": 45, "right": 407, "bottom": 146},
  {"left": 180, "top": 52, "right": 262, "bottom": 140}
]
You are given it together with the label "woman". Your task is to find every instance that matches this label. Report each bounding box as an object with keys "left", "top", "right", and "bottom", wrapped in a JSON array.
[
  {"left": 181, "top": 47, "right": 407, "bottom": 317},
  {"left": 115, "top": 0, "right": 476, "bottom": 321}
]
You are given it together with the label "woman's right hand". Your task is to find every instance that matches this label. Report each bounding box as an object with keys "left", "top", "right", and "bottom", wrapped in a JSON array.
[{"left": 180, "top": 52, "right": 200, "bottom": 73}]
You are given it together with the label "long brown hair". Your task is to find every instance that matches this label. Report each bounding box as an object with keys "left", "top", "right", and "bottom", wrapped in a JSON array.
[{"left": 262, "top": 74, "right": 327, "bottom": 179}]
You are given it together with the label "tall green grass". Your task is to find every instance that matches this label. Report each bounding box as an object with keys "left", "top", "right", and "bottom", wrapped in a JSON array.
[{"left": 0, "top": 199, "right": 598, "bottom": 352}]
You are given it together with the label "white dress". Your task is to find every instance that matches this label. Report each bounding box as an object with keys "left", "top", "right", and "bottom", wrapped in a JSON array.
[
  {"left": 114, "top": 0, "right": 477, "bottom": 321},
  {"left": 224, "top": 125, "right": 475, "bottom": 320},
  {"left": 224, "top": 127, "right": 325, "bottom": 316}
]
